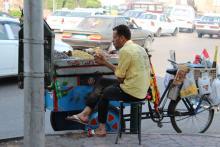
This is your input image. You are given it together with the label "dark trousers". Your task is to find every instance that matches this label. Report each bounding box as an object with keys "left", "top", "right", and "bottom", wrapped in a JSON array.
[{"left": 86, "top": 77, "right": 144, "bottom": 124}]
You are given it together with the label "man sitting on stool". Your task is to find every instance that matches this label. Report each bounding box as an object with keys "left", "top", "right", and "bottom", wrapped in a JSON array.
[{"left": 66, "top": 24, "right": 151, "bottom": 137}]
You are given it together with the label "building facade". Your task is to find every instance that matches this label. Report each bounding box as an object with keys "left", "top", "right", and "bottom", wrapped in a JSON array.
[{"left": 124, "top": 0, "right": 220, "bottom": 13}]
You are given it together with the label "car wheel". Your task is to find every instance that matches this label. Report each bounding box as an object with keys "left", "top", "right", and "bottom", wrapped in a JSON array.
[
  {"left": 172, "top": 28, "right": 178, "bottom": 36},
  {"left": 198, "top": 33, "right": 202, "bottom": 38},
  {"left": 209, "top": 34, "right": 213, "bottom": 38},
  {"left": 144, "top": 36, "right": 153, "bottom": 50},
  {"left": 155, "top": 28, "right": 161, "bottom": 37}
]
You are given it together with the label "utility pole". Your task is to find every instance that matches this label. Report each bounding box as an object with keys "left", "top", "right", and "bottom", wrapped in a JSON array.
[{"left": 23, "top": 0, "right": 45, "bottom": 147}]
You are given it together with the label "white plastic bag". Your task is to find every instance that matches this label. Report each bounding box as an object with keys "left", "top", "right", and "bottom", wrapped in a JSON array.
[
  {"left": 168, "top": 85, "right": 180, "bottom": 100},
  {"left": 198, "top": 72, "right": 212, "bottom": 95},
  {"left": 180, "top": 71, "right": 198, "bottom": 98},
  {"left": 210, "top": 77, "right": 220, "bottom": 105},
  {"left": 164, "top": 73, "right": 174, "bottom": 88}
]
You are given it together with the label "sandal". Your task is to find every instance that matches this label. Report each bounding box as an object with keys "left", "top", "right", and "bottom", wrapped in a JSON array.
[
  {"left": 66, "top": 115, "right": 88, "bottom": 125},
  {"left": 87, "top": 129, "right": 107, "bottom": 137}
]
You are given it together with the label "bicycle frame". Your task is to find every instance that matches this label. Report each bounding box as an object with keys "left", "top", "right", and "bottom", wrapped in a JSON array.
[
  {"left": 142, "top": 50, "right": 176, "bottom": 123},
  {"left": 140, "top": 79, "right": 174, "bottom": 122}
]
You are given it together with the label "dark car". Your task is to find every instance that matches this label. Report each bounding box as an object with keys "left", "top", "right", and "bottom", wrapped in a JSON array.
[
  {"left": 195, "top": 13, "right": 220, "bottom": 38},
  {"left": 61, "top": 15, "right": 154, "bottom": 50}
]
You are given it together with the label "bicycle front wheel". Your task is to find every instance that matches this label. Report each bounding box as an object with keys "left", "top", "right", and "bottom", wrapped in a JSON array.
[{"left": 168, "top": 95, "right": 214, "bottom": 133}]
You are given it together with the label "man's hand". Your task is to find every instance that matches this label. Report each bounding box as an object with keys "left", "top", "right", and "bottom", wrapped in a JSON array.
[
  {"left": 94, "top": 53, "right": 116, "bottom": 72},
  {"left": 94, "top": 54, "right": 108, "bottom": 65}
]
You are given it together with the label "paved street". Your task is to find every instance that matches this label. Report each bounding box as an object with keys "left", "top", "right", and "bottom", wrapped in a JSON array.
[
  {"left": 0, "top": 32, "right": 220, "bottom": 140},
  {"left": 1, "top": 132, "right": 220, "bottom": 147}
]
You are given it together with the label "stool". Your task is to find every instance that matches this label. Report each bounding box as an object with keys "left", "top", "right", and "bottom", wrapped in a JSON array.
[{"left": 115, "top": 101, "right": 145, "bottom": 145}]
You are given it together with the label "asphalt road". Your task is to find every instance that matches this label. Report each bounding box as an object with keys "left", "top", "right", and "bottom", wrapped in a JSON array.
[{"left": 0, "top": 32, "right": 220, "bottom": 139}]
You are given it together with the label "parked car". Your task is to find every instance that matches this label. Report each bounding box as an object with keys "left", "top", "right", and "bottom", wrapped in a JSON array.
[
  {"left": 46, "top": 8, "right": 102, "bottom": 32},
  {"left": 0, "top": 17, "right": 72, "bottom": 77},
  {"left": 60, "top": 10, "right": 102, "bottom": 32},
  {"left": 61, "top": 15, "right": 154, "bottom": 51},
  {"left": 134, "top": 12, "right": 178, "bottom": 37},
  {"left": 45, "top": 9, "right": 72, "bottom": 31},
  {"left": 195, "top": 13, "right": 220, "bottom": 38},
  {"left": 166, "top": 5, "right": 196, "bottom": 32}
]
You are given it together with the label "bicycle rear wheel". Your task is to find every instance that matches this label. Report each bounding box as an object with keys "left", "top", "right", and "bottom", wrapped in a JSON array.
[{"left": 168, "top": 95, "right": 214, "bottom": 133}]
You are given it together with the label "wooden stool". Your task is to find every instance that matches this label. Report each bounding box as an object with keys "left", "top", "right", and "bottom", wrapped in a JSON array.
[{"left": 115, "top": 101, "right": 145, "bottom": 145}]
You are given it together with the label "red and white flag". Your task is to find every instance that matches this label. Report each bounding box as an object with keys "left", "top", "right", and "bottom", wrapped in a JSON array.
[{"left": 202, "top": 49, "right": 209, "bottom": 59}]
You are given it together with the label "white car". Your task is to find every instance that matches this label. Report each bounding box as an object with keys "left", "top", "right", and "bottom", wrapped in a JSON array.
[
  {"left": 0, "top": 17, "right": 72, "bottom": 77},
  {"left": 45, "top": 9, "right": 72, "bottom": 31},
  {"left": 60, "top": 10, "right": 96, "bottom": 32},
  {"left": 166, "top": 5, "right": 196, "bottom": 33},
  {"left": 195, "top": 13, "right": 220, "bottom": 38},
  {"left": 46, "top": 9, "right": 100, "bottom": 32},
  {"left": 134, "top": 12, "right": 178, "bottom": 37}
]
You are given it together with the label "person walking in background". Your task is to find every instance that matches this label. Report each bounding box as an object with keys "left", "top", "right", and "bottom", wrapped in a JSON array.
[{"left": 66, "top": 24, "right": 151, "bottom": 137}]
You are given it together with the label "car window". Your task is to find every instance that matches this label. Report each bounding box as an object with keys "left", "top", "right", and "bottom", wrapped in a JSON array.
[
  {"left": 0, "top": 23, "right": 8, "bottom": 40},
  {"left": 67, "top": 11, "right": 92, "bottom": 17},
  {"left": 202, "top": 16, "right": 220, "bottom": 23},
  {"left": 116, "top": 17, "right": 127, "bottom": 26},
  {"left": 52, "top": 11, "right": 71, "bottom": 16},
  {"left": 132, "top": 11, "right": 142, "bottom": 18},
  {"left": 160, "top": 15, "right": 166, "bottom": 22},
  {"left": 124, "top": 10, "right": 143, "bottom": 18},
  {"left": 139, "top": 13, "right": 157, "bottom": 20},
  {"left": 77, "top": 17, "right": 113, "bottom": 30},
  {"left": 8, "top": 23, "right": 20, "bottom": 39}
]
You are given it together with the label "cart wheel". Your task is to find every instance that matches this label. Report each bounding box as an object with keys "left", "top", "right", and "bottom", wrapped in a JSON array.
[
  {"left": 50, "top": 111, "right": 85, "bottom": 131},
  {"left": 86, "top": 105, "right": 125, "bottom": 132}
]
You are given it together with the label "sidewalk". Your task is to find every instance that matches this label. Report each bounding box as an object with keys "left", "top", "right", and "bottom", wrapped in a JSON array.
[{"left": 1, "top": 132, "right": 220, "bottom": 147}]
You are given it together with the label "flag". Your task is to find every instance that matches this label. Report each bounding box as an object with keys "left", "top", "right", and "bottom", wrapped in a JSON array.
[{"left": 202, "top": 49, "right": 209, "bottom": 59}]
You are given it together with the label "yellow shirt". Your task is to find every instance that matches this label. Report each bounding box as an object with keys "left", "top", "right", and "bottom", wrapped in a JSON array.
[{"left": 115, "top": 40, "right": 151, "bottom": 99}]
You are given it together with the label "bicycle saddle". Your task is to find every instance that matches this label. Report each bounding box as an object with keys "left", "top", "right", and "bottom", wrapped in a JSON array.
[{"left": 166, "top": 68, "right": 177, "bottom": 75}]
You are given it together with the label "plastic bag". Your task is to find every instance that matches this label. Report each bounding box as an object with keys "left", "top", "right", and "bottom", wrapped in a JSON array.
[
  {"left": 168, "top": 85, "right": 180, "bottom": 100},
  {"left": 209, "top": 77, "right": 220, "bottom": 105},
  {"left": 173, "top": 64, "right": 189, "bottom": 85},
  {"left": 164, "top": 73, "right": 174, "bottom": 88},
  {"left": 180, "top": 71, "right": 198, "bottom": 98},
  {"left": 198, "top": 72, "right": 212, "bottom": 95}
]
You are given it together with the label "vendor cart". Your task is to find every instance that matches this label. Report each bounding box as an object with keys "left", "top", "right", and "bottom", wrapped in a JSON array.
[
  {"left": 44, "top": 57, "right": 123, "bottom": 132},
  {"left": 18, "top": 20, "right": 123, "bottom": 132}
]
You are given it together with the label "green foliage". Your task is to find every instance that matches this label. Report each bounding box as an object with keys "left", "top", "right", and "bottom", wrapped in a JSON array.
[
  {"left": 81, "top": 0, "right": 101, "bottom": 8},
  {"left": 9, "top": 9, "right": 22, "bottom": 18}
]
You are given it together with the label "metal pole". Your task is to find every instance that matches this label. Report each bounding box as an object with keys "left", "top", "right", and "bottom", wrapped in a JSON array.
[{"left": 23, "top": 0, "right": 45, "bottom": 147}]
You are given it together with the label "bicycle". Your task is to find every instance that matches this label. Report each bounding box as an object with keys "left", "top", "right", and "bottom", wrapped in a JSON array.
[{"left": 142, "top": 51, "right": 217, "bottom": 133}]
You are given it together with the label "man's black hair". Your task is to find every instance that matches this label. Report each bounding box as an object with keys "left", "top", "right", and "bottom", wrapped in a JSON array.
[{"left": 113, "top": 24, "right": 131, "bottom": 40}]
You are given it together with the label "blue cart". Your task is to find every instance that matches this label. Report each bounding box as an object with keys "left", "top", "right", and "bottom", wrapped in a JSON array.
[{"left": 45, "top": 57, "right": 123, "bottom": 132}]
